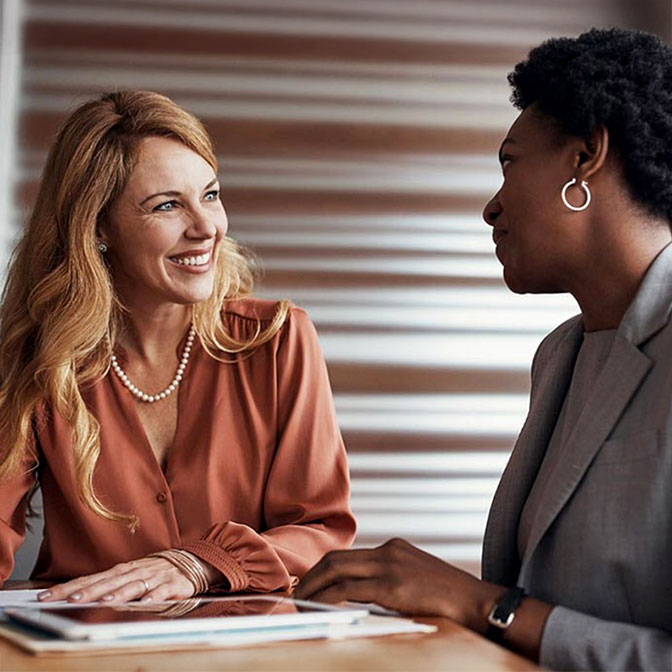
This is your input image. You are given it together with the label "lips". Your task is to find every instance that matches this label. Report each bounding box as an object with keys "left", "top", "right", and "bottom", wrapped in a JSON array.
[{"left": 492, "top": 229, "right": 507, "bottom": 245}]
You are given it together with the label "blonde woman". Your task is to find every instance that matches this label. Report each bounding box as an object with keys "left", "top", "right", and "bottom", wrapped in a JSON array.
[{"left": 0, "top": 91, "right": 355, "bottom": 603}]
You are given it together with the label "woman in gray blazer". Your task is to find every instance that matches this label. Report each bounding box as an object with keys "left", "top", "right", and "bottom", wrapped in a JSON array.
[{"left": 296, "top": 27, "right": 672, "bottom": 671}]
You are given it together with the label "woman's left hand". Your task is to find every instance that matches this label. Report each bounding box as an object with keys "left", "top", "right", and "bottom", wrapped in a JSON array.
[
  {"left": 294, "top": 538, "right": 504, "bottom": 632},
  {"left": 37, "top": 556, "right": 207, "bottom": 604}
]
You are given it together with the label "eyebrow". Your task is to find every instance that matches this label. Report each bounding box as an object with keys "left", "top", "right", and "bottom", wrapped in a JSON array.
[
  {"left": 140, "top": 178, "right": 219, "bottom": 206},
  {"left": 497, "top": 137, "right": 516, "bottom": 164}
]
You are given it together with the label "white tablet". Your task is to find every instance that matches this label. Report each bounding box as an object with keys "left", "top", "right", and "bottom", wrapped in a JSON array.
[{"left": 4, "top": 596, "right": 369, "bottom": 641}]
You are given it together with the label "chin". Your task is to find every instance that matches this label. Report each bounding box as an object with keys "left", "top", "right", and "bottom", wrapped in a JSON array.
[
  {"left": 177, "top": 289, "right": 215, "bottom": 305},
  {"left": 502, "top": 267, "right": 528, "bottom": 294},
  {"left": 503, "top": 267, "right": 563, "bottom": 295},
  {"left": 502, "top": 265, "right": 542, "bottom": 295},
  {"left": 169, "top": 280, "right": 216, "bottom": 305}
]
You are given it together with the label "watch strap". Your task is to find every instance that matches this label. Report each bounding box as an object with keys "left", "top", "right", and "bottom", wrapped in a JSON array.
[{"left": 485, "top": 586, "right": 526, "bottom": 644}]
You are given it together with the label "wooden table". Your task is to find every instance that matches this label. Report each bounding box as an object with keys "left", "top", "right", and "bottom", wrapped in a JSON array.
[{"left": 1, "top": 584, "right": 541, "bottom": 671}]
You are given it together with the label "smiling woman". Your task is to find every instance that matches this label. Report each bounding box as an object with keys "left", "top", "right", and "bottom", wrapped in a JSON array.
[
  {"left": 0, "top": 90, "right": 355, "bottom": 604},
  {"left": 102, "top": 136, "right": 227, "bottom": 314}
]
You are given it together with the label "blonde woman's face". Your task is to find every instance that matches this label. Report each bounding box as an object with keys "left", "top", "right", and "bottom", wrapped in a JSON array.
[{"left": 101, "top": 136, "right": 227, "bottom": 309}]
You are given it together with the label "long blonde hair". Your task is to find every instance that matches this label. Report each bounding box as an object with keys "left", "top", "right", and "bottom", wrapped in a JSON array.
[{"left": 0, "top": 90, "right": 288, "bottom": 528}]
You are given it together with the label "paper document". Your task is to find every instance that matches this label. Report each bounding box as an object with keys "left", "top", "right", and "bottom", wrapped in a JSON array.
[
  {"left": 0, "top": 589, "right": 67, "bottom": 608},
  {"left": 0, "top": 614, "right": 436, "bottom": 655},
  {"left": 0, "top": 594, "right": 436, "bottom": 655}
]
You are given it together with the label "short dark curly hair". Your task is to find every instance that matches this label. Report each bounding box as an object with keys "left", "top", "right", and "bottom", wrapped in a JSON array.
[{"left": 509, "top": 27, "right": 672, "bottom": 223}]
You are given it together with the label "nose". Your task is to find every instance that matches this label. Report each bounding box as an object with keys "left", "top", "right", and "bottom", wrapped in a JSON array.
[
  {"left": 482, "top": 189, "right": 502, "bottom": 227},
  {"left": 186, "top": 204, "right": 221, "bottom": 240}
]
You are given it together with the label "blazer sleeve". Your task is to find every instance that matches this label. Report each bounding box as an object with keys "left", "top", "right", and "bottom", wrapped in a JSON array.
[
  {"left": 0, "top": 443, "right": 39, "bottom": 585},
  {"left": 541, "top": 605, "right": 672, "bottom": 671},
  {"left": 181, "top": 308, "right": 356, "bottom": 592}
]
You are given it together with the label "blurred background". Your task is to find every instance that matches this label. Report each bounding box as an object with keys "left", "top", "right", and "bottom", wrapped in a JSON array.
[{"left": 3, "top": 0, "right": 671, "bottom": 579}]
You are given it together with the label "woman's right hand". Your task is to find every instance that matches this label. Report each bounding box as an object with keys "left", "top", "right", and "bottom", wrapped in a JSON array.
[
  {"left": 295, "top": 538, "right": 552, "bottom": 661},
  {"left": 294, "top": 538, "right": 501, "bottom": 630},
  {"left": 37, "top": 556, "right": 198, "bottom": 604}
]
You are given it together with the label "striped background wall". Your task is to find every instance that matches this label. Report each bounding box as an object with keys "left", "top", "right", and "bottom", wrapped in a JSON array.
[{"left": 10, "top": 0, "right": 660, "bottom": 578}]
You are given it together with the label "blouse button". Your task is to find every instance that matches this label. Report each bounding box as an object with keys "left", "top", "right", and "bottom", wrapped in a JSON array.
[{"left": 156, "top": 491, "right": 168, "bottom": 504}]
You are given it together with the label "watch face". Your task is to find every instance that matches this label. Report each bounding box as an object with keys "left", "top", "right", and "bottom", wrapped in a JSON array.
[
  {"left": 488, "top": 587, "right": 525, "bottom": 629},
  {"left": 488, "top": 606, "right": 514, "bottom": 628}
]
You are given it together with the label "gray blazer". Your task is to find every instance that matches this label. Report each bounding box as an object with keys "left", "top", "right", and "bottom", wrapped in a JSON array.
[{"left": 482, "top": 243, "right": 672, "bottom": 671}]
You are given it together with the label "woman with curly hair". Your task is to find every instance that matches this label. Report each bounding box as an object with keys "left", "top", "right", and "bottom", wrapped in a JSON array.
[
  {"left": 297, "top": 28, "right": 672, "bottom": 670},
  {"left": 0, "top": 91, "right": 355, "bottom": 602}
]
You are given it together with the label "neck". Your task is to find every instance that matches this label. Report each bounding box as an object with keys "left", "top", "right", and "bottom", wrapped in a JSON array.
[
  {"left": 571, "top": 227, "right": 671, "bottom": 332},
  {"left": 118, "top": 303, "right": 192, "bottom": 365}
]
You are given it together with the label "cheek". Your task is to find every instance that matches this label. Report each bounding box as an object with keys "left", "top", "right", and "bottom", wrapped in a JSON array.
[
  {"left": 136, "top": 236, "right": 176, "bottom": 268},
  {"left": 215, "top": 207, "right": 228, "bottom": 237},
  {"left": 513, "top": 176, "right": 550, "bottom": 210},
  {"left": 116, "top": 230, "right": 178, "bottom": 273},
  {"left": 506, "top": 177, "right": 556, "bottom": 236}
]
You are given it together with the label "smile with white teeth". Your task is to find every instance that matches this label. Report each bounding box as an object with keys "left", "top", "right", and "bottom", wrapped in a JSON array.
[{"left": 170, "top": 251, "right": 211, "bottom": 266}]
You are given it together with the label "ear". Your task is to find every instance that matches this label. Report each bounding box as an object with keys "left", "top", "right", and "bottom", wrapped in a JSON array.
[
  {"left": 574, "top": 123, "right": 609, "bottom": 180},
  {"left": 96, "top": 215, "right": 110, "bottom": 248}
]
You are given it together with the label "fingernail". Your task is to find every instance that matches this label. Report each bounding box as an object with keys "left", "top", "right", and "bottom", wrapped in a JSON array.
[
  {"left": 101, "top": 594, "right": 114, "bottom": 602},
  {"left": 69, "top": 592, "right": 82, "bottom": 601},
  {"left": 37, "top": 590, "right": 52, "bottom": 601}
]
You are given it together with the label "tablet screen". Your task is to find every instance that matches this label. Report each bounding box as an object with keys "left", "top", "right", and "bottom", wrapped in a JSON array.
[
  {"left": 5, "top": 596, "right": 368, "bottom": 640},
  {"left": 35, "top": 596, "right": 299, "bottom": 624}
]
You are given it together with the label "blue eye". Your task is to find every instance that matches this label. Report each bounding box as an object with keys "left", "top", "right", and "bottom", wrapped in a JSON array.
[
  {"left": 204, "top": 190, "right": 219, "bottom": 201},
  {"left": 153, "top": 200, "right": 177, "bottom": 212}
]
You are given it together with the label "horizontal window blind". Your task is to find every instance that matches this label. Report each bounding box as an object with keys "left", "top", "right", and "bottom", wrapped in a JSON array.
[{"left": 11, "top": 0, "right": 648, "bottom": 579}]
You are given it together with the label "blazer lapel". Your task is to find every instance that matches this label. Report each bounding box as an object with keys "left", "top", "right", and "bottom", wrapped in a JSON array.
[
  {"left": 482, "top": 318, "right": 583, "bottom": 585},
  {"left": 520, "top": 242, "right": 672, "bottom": 571},
  {"left": 519, "top": 336, "right": 651, "bottom": 568}
]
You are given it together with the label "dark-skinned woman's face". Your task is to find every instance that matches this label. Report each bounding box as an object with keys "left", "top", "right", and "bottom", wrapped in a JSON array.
[{"left": 483, "top": 105, "right": 580, "bottom": 294}]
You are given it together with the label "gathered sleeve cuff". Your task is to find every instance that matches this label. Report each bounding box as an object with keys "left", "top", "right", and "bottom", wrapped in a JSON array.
[
  {"left": 180, "top": 539, "right": 249, "bottom": 592},
  {"left": 182, "top": 523, "right": 294, "bottom": 592}
]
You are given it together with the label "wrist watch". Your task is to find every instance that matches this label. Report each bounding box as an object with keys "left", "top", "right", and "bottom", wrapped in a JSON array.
[{"left": 485, "top": 586, "right": 526, "bottom": 644}]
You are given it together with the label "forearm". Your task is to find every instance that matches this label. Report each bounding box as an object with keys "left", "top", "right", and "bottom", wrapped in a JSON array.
[
  {"left": 502, "top": 595, "right": 553, "bottom": 661},
  {"left": 182, "top": 522, "right": 314, "bottom": 592},
  {"left": 183, "top": 516, "right": 354, "bottom": 593},
  {"left": 459, "top": 580, "right": 552, "bottom": 661},
  {"left": 296, "top": 537, "right": 551, "bottom": 657},
  {"left": 460, "top": 580, "right": 672, "bottom": 670}
]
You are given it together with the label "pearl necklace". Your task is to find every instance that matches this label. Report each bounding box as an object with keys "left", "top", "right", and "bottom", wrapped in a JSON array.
[{"left": 110, "top": 325, "right": 196, "bottom": 403}]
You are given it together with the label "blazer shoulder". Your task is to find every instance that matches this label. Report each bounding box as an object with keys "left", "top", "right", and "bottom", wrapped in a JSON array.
[{"left": 532, "top": 314, "right": 583, "bottom": 374}]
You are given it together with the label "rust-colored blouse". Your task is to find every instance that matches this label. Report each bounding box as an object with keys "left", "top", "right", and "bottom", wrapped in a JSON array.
[{"left": 0, "top": 300, "right": 356, "bottom": 590}]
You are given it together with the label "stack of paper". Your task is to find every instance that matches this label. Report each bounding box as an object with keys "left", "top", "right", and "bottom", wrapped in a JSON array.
[{"left": 0, "top": 591, "right": 436, "bottom": 656}]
